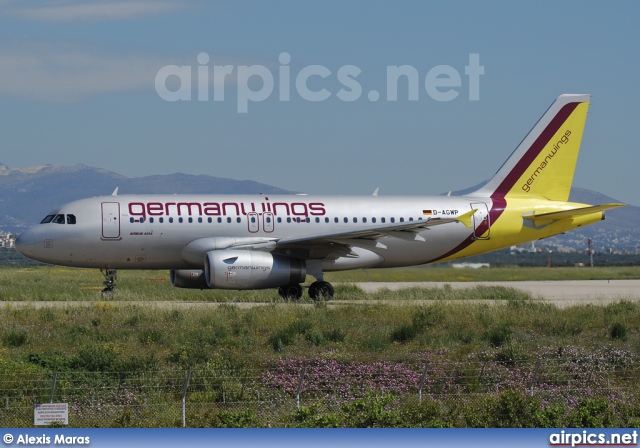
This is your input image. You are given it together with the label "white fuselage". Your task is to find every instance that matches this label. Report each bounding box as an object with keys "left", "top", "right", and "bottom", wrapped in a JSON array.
[{"left": 16, "top": 194, "right": 491, "bottom": 270}]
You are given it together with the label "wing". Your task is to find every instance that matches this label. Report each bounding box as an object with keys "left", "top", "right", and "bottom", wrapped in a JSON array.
[
  {"left": 272, "top": 208, "right": 477, "bottom": 259},
  {"left": 182, "top": 209, "right": 478, "bottom": 263}
]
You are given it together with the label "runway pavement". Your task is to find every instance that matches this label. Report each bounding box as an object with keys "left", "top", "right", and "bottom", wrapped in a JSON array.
[
  {"left": 352, "top": 280, "right": 640, "bottom": 307},
  {"left": 3, "top": 280, "right": 639, "bottom": 309}
]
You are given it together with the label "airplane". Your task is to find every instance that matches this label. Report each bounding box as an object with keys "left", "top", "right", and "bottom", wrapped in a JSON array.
[{"left": 15, "top": 94, "right": 626, "bottom": 300}]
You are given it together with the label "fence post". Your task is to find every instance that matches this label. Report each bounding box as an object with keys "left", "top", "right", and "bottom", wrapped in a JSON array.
[
  {"left": 529, "top": 359, "right": 541, "bottom": 397},
  {"left": 49, "top": 372, "right": 58, "bottom": 403},
  {"left": 418, "top": 363, "right": 429, "bottom": 404},
  {"left": 182, "top": 369, "right": 192, "bottom": 428},
  {"left": 296, "top": 367, "right": 306, "bottom": 410}
]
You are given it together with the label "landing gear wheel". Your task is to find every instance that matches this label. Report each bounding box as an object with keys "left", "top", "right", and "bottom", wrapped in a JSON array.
[
  {"left": 100, "top": 268, "right": 117, "bottom": 297},
  {"left": 308, "top": 281, "right": 334, "bottom": 301},
  {"left": 278, "top": 284, "right": 303, "bottom": 300}
]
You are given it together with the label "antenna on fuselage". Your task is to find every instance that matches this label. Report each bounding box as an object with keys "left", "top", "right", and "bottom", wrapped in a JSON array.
[
  {"left": 111, "top": 187, "right": 119, "bottom": 196},
  {"left": 372, "top": 188, "right": 379, "bottom": 196}
]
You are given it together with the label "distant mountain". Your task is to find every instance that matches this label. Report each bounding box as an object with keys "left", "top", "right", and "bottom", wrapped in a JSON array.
[{"left": 0, "top": 163, "right": 293, "bottom": 231}]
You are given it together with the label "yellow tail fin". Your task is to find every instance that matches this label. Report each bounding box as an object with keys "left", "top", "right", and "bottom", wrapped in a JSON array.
[{"left": 473, "top": 94, "right": 590, "bottom": 201}]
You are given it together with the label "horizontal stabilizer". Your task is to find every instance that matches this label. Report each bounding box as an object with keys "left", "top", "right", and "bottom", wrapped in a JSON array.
[{"left": 522, "top": 203, "right": 626, "bottom": 224}]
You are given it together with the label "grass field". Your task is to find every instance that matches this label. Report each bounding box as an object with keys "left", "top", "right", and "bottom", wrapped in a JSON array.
[
  {"left": 1, "top": 266, "right": 640, "bottom": 427},
  {"left": 1, "top": 265, "right": 640, "bottom": 302}
]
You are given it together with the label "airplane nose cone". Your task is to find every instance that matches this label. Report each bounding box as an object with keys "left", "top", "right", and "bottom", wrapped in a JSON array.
[{"left": 15, "top": 229, "right": 35, "bottom": 257}]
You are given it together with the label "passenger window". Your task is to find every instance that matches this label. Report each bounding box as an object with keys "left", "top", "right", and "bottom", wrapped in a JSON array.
[
  {"left": 227, "top": 217, "right": 232, "bottom": 223},
  {"left": 160, "top": 218, "right": 164, "bottom": 223},
  {"left": 66, "top": 214, "right": 76, "bottom": 224},
  {"left": 149, "top": 218, "right": 154, "bottom": 223},
  {"left": 237, "top": 217, "right": 241, "bottom": 223},
  {"left": 372, "top": 217, "right": 376, "bottom": 223},
  {"left": 400, "top": 217, "right": 405, "bottom": 222},
  {"left": 169, "top": 217, "right": 174, "bottom": 223},
  {"left": 40, "top": 214, "right": 55, "bottom": 224},
  {"left": 363, "top": 218, "right": 367, "bottom": 223},
  {"left": 391, "top": 218, "right": 395, "bottom": 223},
  {"left": 381, "top": 218, "right": 386, "bottom": 223}
]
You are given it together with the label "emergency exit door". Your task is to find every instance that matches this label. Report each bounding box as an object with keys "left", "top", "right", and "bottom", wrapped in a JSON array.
[{"left": 470, "top": 202, "right": 490, "bottom": 240}]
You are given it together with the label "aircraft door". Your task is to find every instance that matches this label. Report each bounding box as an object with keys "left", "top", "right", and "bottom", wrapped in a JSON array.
[
  {"left": 248, "top": 212, "right": 259, "bottom": 233},
  {"left": 470, "top": 202, "right": 490, "bottom": 239},
  {"left": 263, "top": 212, "right": 274, "bottom": 233},
  {"left": 101, "top": 202, "right": 121, "bottom": 239}
]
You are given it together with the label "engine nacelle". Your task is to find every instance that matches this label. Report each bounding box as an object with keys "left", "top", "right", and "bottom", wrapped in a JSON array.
[
  {"left": 170, "top": 269, "right": 210, "bottom": 289},
  {"left": 204, "top": 250, "right": 306, "bottom": 290}
]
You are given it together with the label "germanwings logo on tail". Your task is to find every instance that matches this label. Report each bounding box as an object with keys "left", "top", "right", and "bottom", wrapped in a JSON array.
[{"left": 521, "top": 129, "right": 572, "bottom": 193}]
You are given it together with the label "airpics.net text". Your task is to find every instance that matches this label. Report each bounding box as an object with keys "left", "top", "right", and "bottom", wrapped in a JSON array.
[{"left": 155, "top": 52, "right": 484, "bottom": 113}]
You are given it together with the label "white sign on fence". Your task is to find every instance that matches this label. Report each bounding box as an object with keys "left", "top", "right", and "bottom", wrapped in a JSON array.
[{"left": 34, "top": 403, "right": 68, "bottom": 425}]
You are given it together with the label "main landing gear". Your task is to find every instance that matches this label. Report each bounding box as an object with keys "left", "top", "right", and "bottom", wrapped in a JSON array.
[
  {"left": 308, "top": 281, "right": 334, "bottom": 301},
  {"left": 277, "top": 281, "right": 335, "bottom": 301},
  {"left": 100, "top": 268, "right": 117, "bottom": 296}
]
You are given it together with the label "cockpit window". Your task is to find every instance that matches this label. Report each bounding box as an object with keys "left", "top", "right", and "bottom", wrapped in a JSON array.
[
  {"left": 52, "top": 214, "right": 65, "bottom": 224},
  {"left": 40, "top": 214, "right": 55, "bottom": 224},
  {"left": 67, "top": 214, "right": 76, "bottom": 225}
]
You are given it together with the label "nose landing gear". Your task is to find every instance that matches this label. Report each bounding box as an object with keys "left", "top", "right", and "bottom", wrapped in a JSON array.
[{"left": 100, "top": 268, "right": 117, "bottom": 296}]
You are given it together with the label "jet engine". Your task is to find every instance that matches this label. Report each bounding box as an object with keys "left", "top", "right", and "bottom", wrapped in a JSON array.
[
  {"left": 204, "top": 250, "right": 306, "bottom": 290},
  {"left": 170, "top": 269, "right": 209, "bottom": 289}
]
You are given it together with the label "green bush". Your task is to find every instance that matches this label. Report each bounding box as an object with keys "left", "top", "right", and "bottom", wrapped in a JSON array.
[
  {"left": 292, "top": 406, "right": 342, "bottom": 428},
  {"left": 610, "top": 322, "right": 628, "bottom": 340},
  {"left": 341, "top": 394, "right": 402, "bottom": 427},
  {"left": 390, "top": 324, "right": 418, "bottom": 344},
  {"left": 215, "top": 409, "right": 266, "bottom": 428},
  {"left": 3, "top": 330, "right": 28, "bottom": 347},
  {"left": 566, "top": 398, "right": 619, "bottom": 427},
  {"left": 484, "top": 325, "right": 512, "bottom": 348}
]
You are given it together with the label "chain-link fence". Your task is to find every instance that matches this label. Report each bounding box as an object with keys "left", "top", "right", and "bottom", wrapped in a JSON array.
[{"left": 2, "top": 357, "right": 639, "bottom": 427}]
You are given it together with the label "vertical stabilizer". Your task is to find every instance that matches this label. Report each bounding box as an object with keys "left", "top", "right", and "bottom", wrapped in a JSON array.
[{"left": 473, "top": 94, "right": 590, "bottom": 201}]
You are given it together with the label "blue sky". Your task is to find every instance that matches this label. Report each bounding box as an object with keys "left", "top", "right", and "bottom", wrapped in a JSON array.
[{"left": 1, "top": 1, "right": 639, "bottom": 205}]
